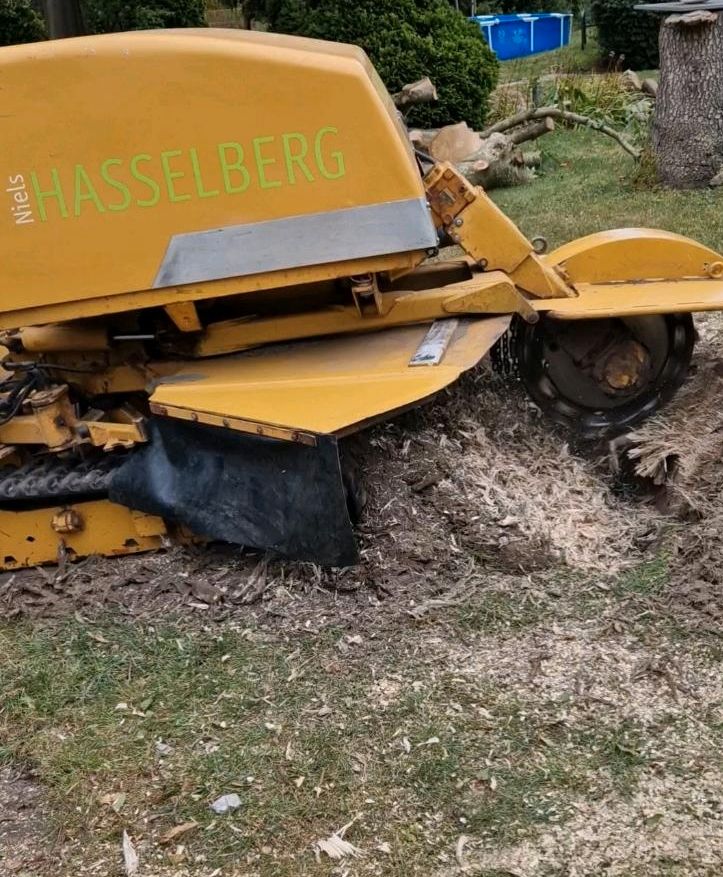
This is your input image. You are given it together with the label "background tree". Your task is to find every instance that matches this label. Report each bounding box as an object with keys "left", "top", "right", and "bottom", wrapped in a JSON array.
[
  {"left": 42, "top": 0, "right": 83, "bottom": 37},
  {"left": 211, "top": 0, "right": 268, "bottom": 29},
  {"left": 80, "top": 0, "right": 205, "bottom": 32},
  {"left": 262, "top": 0, "right": 499, "bottom": 129},
  {"left": 0, "top": 0, "right": 46, "bottom": 44},
  {"left": 591, "top": 0, "right": 659, "bottom": 69},
  {"left": 448, "top": 1, "right": 581, "bottom": 15},
  {"left": 653, "top": 10, "right": 723, "bottom": 188}
]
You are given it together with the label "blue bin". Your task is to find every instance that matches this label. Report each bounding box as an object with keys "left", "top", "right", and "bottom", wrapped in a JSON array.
[{"left": 471, "top": 12, "right": 572, "bottom": 60}]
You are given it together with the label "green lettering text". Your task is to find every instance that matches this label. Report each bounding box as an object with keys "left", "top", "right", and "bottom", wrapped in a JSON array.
[
  {"left": 73, "top": 164, "right": 106, "bottom": 216},
  {"left": 217, "top": 142, "right": 250, "bottom": 195},
  {"left": 252, "top": 136, "right": 281, "bottom": 190},
  {"left": 100, "top": 159, "right": 132, "bottom": 212},
  {"left": 30, "top": 169, "right": 68, "bottom": 221},
  {"left": 160, "top": 149, "right": 191, "bottom": 203},
  {"left": 130, "top": 154, "right": 161, "bottom": 208},
  {"left": 189, "top": 148, "right": 220, "bottom": 199},
  {"left": 282, "top": 133, "right": 314, "bottom": 184},
  {"left": 315, "top": 126, "right": 345, "bottom": 180}
]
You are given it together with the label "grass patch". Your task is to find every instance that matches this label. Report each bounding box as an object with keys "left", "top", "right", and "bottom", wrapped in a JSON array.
[
  {"left": 614, "top": 553, "right": 670, "bottom": 597},
  {"left": 498, "top": 27, "right": 600, "bottom": 83},
  {"left": 0, "top": 616, "right": 661, "bottom": 874},
  {"left": 490, "top": 127, "right": 723, "bottom": 253},
  {"left": 454, "top": 590, "right": 551, "bottom": 633}
]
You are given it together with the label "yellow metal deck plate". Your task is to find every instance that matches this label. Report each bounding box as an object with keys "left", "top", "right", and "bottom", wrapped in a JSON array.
[
  {"left": 150, "top": 317, "right": 511, "bottom": 435},
  {"left": 535, "top": 279, "right": 723, "bottom": 319}
]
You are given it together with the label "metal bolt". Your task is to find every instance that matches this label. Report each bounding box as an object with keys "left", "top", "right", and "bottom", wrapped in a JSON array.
[
  {"left": 454, "top": 218, "right": 463, "bottom": 227},
  {"left": 51, "top": 509, "right": 84, "bottom": 534},
  {"left": 531, "top": 235, "right": 548, "bottom": 255}
]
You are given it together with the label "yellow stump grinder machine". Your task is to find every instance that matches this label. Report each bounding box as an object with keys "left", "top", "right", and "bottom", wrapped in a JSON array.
[{"left": 0, "top": 29, "right": 720, "bottom": 569}]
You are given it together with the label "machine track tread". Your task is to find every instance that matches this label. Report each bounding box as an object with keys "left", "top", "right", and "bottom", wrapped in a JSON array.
[{"left": 0, "top": 454, "right": 126, "bottom": 503}]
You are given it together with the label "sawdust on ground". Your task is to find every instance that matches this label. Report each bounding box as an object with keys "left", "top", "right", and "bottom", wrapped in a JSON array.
[
  {"left": 2, "top": 316, "right": 723, "bottom": 875},
  {"left": 0, "top": 766, "right": 52, "bottom": 874}
]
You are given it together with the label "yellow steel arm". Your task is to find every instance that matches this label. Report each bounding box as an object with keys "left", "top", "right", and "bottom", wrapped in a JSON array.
[
  {"left": 424, "top": 163, "right": 575, "bottom": 299},
  {"left": 195, "top": 271, "right": 535, "bottom": 357},
  {"left": 533, "top": 228, "right": 723, "bottom": 319}
]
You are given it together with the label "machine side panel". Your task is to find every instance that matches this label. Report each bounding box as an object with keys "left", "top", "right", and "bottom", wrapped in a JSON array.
[
  {"left": 0, "top": 30, "right": 430, "bottom": 316},
  {"left": 154, "top": 198, "right": 434, "bottom": 287}
]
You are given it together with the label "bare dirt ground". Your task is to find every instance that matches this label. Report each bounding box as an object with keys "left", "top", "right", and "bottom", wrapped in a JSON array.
[
  {"left": 0, "top": 766, "right": 51, "bottom": 875},
  {"left": 1, "top": 317, "right": 722, "bottom": 876}
]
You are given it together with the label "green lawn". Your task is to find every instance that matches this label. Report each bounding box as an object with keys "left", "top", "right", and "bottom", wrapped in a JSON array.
[
  {"left": 491, "top": 127, "right": 723, "bottom": 254},
  {"left": 0, "top": 610, "right": 654, "bottom": 875},
  {"left": 498, "top": 26, "right": 601, "bottom": 83}
]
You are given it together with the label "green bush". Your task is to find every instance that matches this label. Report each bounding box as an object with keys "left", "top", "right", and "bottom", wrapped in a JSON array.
[
  {"left": 591, "top": 0, "right": 659, "bottom": 70},
  {"left": 266, "top": 0, "right": 499, "bottom": 130},
  {"left": 448, "top": 1, "right": 581, "bottom": 15},
  {"left": 0, "top": 0, "right": 46, "bottom": 45},
  {"left": 81, "top": 0, "right": 206, "bottom": 32}
]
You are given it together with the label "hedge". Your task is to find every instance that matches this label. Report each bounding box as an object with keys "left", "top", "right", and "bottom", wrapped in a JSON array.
[
  {"left": 592, "top": 0, "right": 660, "bottom": 70},
  {"left": 0, "top": 0, "right": 46, "bottom": 46},
  {"left": 80, "top": 0, "right": 206, "bottom": 33},
  {"left": 266, "top": 0, "right": 499, "bottom": 130}
]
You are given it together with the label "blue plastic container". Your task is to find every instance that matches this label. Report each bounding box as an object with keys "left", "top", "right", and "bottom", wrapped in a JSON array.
[{"left": 471, "top": 12, "right": 572, "bottom": 61}]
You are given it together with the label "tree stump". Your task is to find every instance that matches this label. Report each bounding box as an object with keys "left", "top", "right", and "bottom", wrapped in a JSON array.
[{"left": 653, "top": 10, "right": 723, "bottom": 188}]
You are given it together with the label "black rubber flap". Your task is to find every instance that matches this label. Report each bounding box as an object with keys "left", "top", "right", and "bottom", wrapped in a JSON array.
[{"left": 109, "top": 418, "right": 359, "bottom": 567}]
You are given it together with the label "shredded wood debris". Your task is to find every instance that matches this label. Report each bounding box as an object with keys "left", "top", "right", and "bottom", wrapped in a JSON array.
[
  {"left": 617, "top": 313, "right": 723, "bottom": 626},
  {"left": 314, "top": 833, "right": 364, "bottom": 860},
  {"left": 2, "top": 317, "right": 723, "bottom": 635},
  {"left": 121, "top": 830, "right": 138, "bottom": 876}
]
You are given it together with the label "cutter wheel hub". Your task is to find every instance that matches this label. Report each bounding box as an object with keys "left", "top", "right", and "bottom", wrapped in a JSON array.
[
  {"left": 514, "top": 313, "right": 695, "bottom": 438},
  {"left": 596, "top": 339, "right": 650, "bottom": 393}
]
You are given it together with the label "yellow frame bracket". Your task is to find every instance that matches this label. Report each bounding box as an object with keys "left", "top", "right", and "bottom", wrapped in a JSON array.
[
  {"left": 424, "top": 162, "right": 575, "bottom": 301},
  {"left": 442, "top": 275, "right": 539, "bottom": 324}
]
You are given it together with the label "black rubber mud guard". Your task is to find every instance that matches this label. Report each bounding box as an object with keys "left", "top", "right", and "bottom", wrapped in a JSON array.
[{"left": 109, "top": 418, "right": 359, "bottom": 567}]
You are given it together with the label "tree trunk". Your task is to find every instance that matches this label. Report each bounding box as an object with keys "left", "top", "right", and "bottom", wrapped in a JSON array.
[
  {"left": 42, "top": 0, "right": 85, "bottom": 38},
  {"left": 653, "top": 11, "right": 723, "bottom": 188}
]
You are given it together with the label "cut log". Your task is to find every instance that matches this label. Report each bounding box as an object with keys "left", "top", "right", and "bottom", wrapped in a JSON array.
[
  {"left": 653, "top": 11, "right": 723, "bottom": 187},
  {"left": 429, "top": 122, "right": 483, "bottom": 162},
  {"left": 408, "top": 128, "right": 437, "bottom": 151},
  {"left": 641, "top": 77, "right": 659, "bottom": 98},
  {"left": 392, "top": 78, "right": 438, "bottom": 111},
  {"left": 482, "top": 106, "right": 641, "bottom": 159},
  {"left": 455, "top": 132, "right": 533, "bottom": 189},
  {"left": 621, "top": 69, "right": 643, "bottom": 92},
  {"left": 508, "top": 116, "right": 555, "bottom": 146},
  {"left": 413, "top": 116, "right": 556, "bottom": 191},
  {"left": 458, "top": 158, "right": 534, "bottom": 189}
]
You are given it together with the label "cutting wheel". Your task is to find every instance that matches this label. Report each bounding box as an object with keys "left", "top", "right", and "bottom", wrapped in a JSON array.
[{"left": 515, "top": 313, "right": 695, "bottom": 438}]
